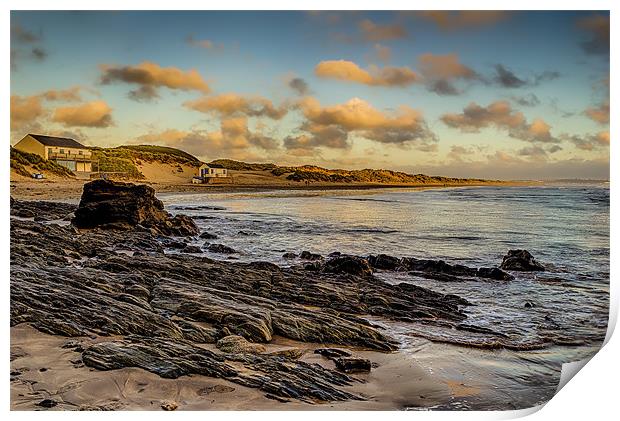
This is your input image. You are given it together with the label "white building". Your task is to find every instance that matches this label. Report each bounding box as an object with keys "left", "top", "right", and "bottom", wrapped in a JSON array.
[{"left": 198, "top": 164, "right": 228, "bottom": 179}]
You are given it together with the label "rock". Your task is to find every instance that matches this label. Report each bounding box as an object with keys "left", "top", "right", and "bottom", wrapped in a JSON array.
[
  {"left": 314, "top": 348, "right": 352, "bottom": 359},
  {"left": 367, "top": 254, "right": 401, "bottom": 270},
  {"left": 181, "top": 245, "right": 203, "bottom": 254},
  {"left": 36, "top": 399, "right": 58, "bottom": 408},
  {"left": 500, "top": 250, "right": 545, "bottom": 271},
  {"left": 82, "top": 336, "right": 363, "bottom": 402},
  {"left": 11, "top": 199, "right": 77, "bottom": 221},
  {"left": 334, "top": 357, "right": 372, "bottom": 373},
  {"left": 299, "top": 251, "right": 323, "bottom": 261},
  {"left": 207, "top": 243, "right": 237, "bottom": 254},
  {"left": 524, "top": 301, "right": 535, "bottom": 308},
  {"left": 199, "top": 231, "right": 218, "bottom": 239},
  {"left": 268, "top": 348, "right": 305, "bottom": 360},
  {"left": 282, "top": 252, "right": 297, "bottom": 259},
  {"left": 161, "top": 401, "right": 178, "bottom": 411},
  {"left": 477, "top": 267, "right": 514, "bottom": 281},
  {"left": 216, "top": 335, "right": 267, "bottom": 354},
  {"left": 71, "top": 180, "right": 198, "bottom": 236},
  {"left": 322, "top": 256, "right": 373, "bottom": 277}
]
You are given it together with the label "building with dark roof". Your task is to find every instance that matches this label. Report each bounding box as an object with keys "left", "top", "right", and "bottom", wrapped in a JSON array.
[{"left": 13, "top": 134, "right": 93, "bottom": 172}]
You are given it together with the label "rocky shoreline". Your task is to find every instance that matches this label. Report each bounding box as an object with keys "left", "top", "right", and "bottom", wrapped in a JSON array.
[{"left": 11, "top": 180, "right": 548, "bottom": 408}]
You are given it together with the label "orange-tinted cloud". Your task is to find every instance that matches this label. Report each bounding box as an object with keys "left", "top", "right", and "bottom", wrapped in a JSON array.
[
  {"left": 100, "top": 61, "right": 211, "bottom": 101},
  {"left": 441, "top": 101, "right": 558, "bottom": 143},
  {"left": 417, "top": 11, "right": 509, "bottom": 31},
  {"left": 52, "top": 100, "right": 113, "bottom": 128},
  {"left": 135, "top": 116, "right": 278, "bottom": 160},
  {"left": 563, "top": 131, "right": 610, "bottom": 151},
  {"left": 184, "top": 93, "right": 288, "bottom": 119},
  {"left": 41, "top": 86, "right": 83, "bottom": 102},
  {"left": 315, "top": 60, "right": 419, "bottom": 87},
  {"left": 286, "top": 97, "right": 436, "bottom": 150},
  {"left": 584, "top": 101, "right": 610, "bottom": 124},
  {"left": 10, "top": 95, "right": 45, "bottom": 131},
  {"left": 358, "top": 19, "right": 408, "bottom": 41},
  {"left": 417, "top": 53, "right": 479, "bottom": 95}
]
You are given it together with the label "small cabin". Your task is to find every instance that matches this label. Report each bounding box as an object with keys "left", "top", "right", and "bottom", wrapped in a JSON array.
[{"left": 198, "top": 164, "right": 228, "bottom": 179}]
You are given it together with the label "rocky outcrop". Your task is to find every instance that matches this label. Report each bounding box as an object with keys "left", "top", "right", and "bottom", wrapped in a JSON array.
[
  {"left": 501, "top": 250, "right": 545, "bottom": 271},
  {"left": 321, "top": 255, "right": 373, "bottom": 277},
  {"left": 71, "top": 180, "right": 198, "bottom": 236},
  {"left": 11, "top": 198, "right": 76, "bottom": 221},
  {"left": 334, "top": 358, "right": 372, "bottom": 374}
]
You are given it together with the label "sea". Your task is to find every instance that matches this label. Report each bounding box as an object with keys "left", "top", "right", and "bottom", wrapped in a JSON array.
[{"left": 162, "top": 184, "right": 610, "bottom": 409}]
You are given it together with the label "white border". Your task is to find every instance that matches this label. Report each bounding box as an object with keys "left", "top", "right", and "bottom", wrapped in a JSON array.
[{"left": 3, "top": 1, "right": 617, "bottom": 420}]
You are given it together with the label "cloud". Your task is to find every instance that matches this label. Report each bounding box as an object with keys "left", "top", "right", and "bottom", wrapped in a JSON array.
[
  {"left": 31, "top": 47, "right": 47, "bottom": 61},
  {"left": 441, "top": 101, "right": 559, "bottom": 143},
  {"left": 511, "top": 94, "right": 540, "bottom": 107},
  {"left": 135, "top": 117, "right": 278, "bottom": 160},
  {"left": 100, "top": 61, "right": 211, "bottom": 101},
  {"left": 184, "top": 93, "right": 288, "bottom": 119},
  {"left": 584, "top": 101, "right": 610, "bottom": 124},
  {"left": 417, "top": 53, "right": 479, "bottom": 95},
  {"left": 493, "top": 64, "right": 559, "bottom": 88},
  {"left": 314, "top": 60, "right": 419, "bottom": 87},
  {"left": 41, "top": 86, "right": 83, "bottom": 102},
  {"left": 577, "top": 14, "right": 610, "bottom": 56},
  {"left": 10, "top": 95, "right": 45, "bottom": 131},
  {"left": 289, "top": 97, "right": 437, "bottom": 150},
  {"left": 288, "top": 77, "right": 310, "bottom": 96},
  {"left": 372, "top": 44, "right": 392, "bottom": 63},
  {"left": 10, "top": 87, "right": 88, "bottom": 132},
  {"left": 358, "top": 19, "right": 407, "bottom": 41},
  {"left": 52, "top": 100, "right": 114, "bottom": 128},
  {"left": 416, "top": 11, "right": 509, "bottom": 31},
  {"left": 562, "top": 131, "right": 609, "bottom": 151},
  {"left": 11, "top": 24, "right": 41, "bottom": 43}
]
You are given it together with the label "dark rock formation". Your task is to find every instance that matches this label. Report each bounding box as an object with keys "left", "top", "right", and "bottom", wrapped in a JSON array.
[
  {"left": 321, "top": 255, "right": 373, "bottom": 277},
  {"left": 82, "top": 336, "right": 363, "bottom": 402},
  {"left": 477, "top": 267, "right": 514, "bottom": 281},
  {"left": 367, "top": 254, "right": 400, "bottom": 270},
  {"left": 334, "top": 358, "right": 372, "bottom": 373},
  {"left": 501, "top": 250, "right": 545, "bottom": 271},
  {"left": 181, "top": 245, "right": 203, "bottom": 254},
  {"left": 199, "top": 231, "right": 218, "bottom": 239},
  {"left": 299, "top": 251, "right": 323, "bottom": 261},
  {"left": 314, "top": 348, "right": 352, "bottom": 359},
  {"left": 11, "top": 199, "right": 76, "bottom": 221},
  {"left": 206, "top": 243, "right": 237, "bottom": 254},
  {"left": 71, "top": 180, "right": 198, "bottom": 236},
  {"left": 282, "top": 252, "right": 297, "bottom": 259}
]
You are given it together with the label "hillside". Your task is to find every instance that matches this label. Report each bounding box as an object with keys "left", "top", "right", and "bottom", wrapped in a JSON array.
[{"left": 210, "top": 159, "right": 495, "bottom": 184}]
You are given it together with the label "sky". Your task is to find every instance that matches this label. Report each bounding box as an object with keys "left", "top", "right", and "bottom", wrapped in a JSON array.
[{"left": 10, "top": 10, "right": 610, "bottom": 179}]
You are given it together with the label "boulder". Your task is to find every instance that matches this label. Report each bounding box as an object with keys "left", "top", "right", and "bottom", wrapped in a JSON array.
[
  {"left": 299, "top": 251, "right": 323, "bottom": 261},
  {"left": 477, "top": 267, "right": 514, "bottom": 281},
  {"left": 367, "top": 254, "right": 401, "bottom": 270},
  {"left": 314, "top": 348, "right": 352, "bottom": 359},
  {"left": 199, "top": 231, "right": 218, "bottom": 239},
  {"left": 334, "top": 357, "right": 372, "bottom": 373},
  {"left": 500, "top": 250, "right": 545, "bottom": 271},
  {"left": 322, "top": 255, "right": 373, "bottom": 277},
  {"left": 207, "top": 243, "right": 237, "bottom": 254},
  {"left": 282, "top": 252, "right": 297, "bottom": 259},
  {"left": 182, "top": 245, "right": 203, "bottom": 254},
  {"left": 216, "top": 335, "right": 266, "bottom": 354},
  {"left": 71, "top": 180, "right": 198, "bottom": 236}
]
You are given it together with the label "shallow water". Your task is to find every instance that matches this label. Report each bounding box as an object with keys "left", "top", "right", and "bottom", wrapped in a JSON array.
[{"left": 162, "top": 185, "right": 609, "bottom": 362}]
